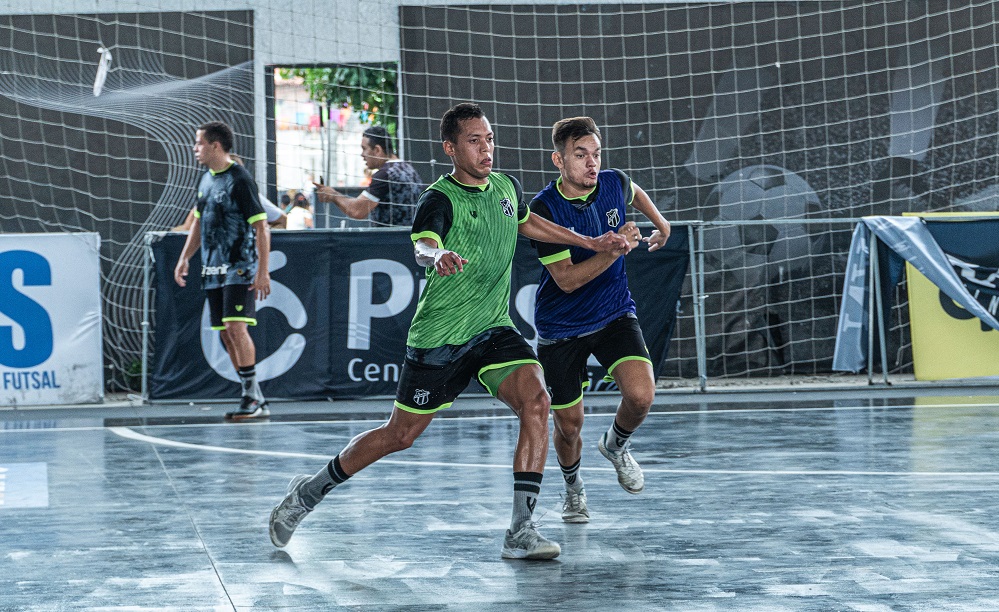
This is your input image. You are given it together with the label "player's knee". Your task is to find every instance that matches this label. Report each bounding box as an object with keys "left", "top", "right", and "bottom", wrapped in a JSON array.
[
  {"left": 516, "top": 387, "right": 550, "bottom": 426},
  {"left": 553, "top": 414, "right": 582, "bottom": 443},
  {"left": 383, "top": 424, "right": 422, "bottom": 453},
  {"left": 622, "top": 385, "right": 655, "bottom": 414}
]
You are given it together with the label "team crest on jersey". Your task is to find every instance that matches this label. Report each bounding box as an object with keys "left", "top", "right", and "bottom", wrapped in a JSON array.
[
  {"left": 500, "top": 198, "right": 515, "bottom": 218},
  {"left": 606, "top": 208, "right": 621, "bottom": 227},
  {"left": 413, "top": 389, "right": 430, "bottom": 406}
]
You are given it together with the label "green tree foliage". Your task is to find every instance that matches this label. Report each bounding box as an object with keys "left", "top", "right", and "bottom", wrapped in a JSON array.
[{"left": 280, "top": 65, "right": 398, "bottom": 135}]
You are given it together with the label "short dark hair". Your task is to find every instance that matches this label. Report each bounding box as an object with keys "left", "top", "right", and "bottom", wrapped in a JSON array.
[
  {"left": 440, "top": 102, "right": 485, "bottom": 143},
  {"left": 198, "top": 121, "right": 234, "bottom": 152},
  {"left": 552, "top": 117, "right": 601, "bottom": 154},
  {"left": 362, "top": 125, "right": 394, "bottom": 156},
  {"left": 280, "top": 194, "right": 291, "bottom": 205}
]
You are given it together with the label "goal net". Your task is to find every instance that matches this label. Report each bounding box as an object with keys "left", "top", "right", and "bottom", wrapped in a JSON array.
[{"left": 1, "top": 1, "right": 996, "bottom": 388}]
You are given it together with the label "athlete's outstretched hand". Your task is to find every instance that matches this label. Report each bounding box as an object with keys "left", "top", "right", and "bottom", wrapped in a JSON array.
[
  {"left": 643, "top": 223, "right": 671, "bottom": 252},
  {"left": 590, "top": 230, "right": 632, "bottom": 254},
  {"left": 434, "top": 250, "right": 468, "bottom": 276}
]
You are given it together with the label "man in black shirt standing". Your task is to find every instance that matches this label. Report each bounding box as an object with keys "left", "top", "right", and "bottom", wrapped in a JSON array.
[
  {"left": 174, "top": 121, "right": 272, "bottom": 421},
  {"left": 313, "top": 126, "right": 424, "bottom": 226}
]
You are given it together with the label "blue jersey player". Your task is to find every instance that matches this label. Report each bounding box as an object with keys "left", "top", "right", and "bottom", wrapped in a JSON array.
[{"left": 530, "top": 117, "right": 671, "bottom": 522}]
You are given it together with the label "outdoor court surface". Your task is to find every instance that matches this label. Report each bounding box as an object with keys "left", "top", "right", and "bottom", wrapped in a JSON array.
[{"left": 2, "top": 388, "right": 999, "bottom": 611}]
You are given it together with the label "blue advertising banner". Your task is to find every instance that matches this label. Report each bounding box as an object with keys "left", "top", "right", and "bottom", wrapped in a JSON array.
[{"left": 150, "top": 229, "right": 688, "bottom": 401}]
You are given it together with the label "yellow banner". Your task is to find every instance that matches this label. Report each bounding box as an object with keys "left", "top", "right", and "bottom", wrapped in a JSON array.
[{"left": 904, "top": 212, "right": 999, "bottom": 380}]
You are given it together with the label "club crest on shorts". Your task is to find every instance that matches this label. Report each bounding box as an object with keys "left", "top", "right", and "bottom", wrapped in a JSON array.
[
  {"left": 500, "top": 198, "right": 514, "bottom": 218},
  {"left": 606, "top": 208, "right": 621, "bottom": 227},
  {"left": 413, "top": 388, "right": 430, "bottom": 406}
]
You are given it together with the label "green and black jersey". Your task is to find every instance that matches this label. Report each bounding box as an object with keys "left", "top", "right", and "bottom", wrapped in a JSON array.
[
  {"left": 193, "top": 162, "right": 266, "bottom": 289},
  {"left": 407, "top": 173, "right": 528, "bottom": 349}
]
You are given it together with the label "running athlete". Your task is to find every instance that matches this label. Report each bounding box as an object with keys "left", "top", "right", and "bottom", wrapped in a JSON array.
[
  {"left": 173, "top": 121, "right": 272, "bottom": 421},
  {"left": 530, "top": 117, "right": 671, "bottom": 522},
  {"left": 269, "top": 103, "right": 630, "bottom": 559}
]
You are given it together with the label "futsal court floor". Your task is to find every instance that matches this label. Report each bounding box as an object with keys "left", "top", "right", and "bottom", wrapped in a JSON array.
[{"left": 2, "top": 386, "right": 999, "bottom": 611}]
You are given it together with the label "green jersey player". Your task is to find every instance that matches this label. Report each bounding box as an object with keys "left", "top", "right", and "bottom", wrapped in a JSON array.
[{"left": 268, "top": 103, "right": 630, "bottom": 560}]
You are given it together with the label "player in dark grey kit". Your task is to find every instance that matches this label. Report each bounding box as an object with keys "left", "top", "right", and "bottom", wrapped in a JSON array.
[
  {"left": 313, "top": 125, "right": 424, "bottom": 226},
  {"left": 174, "top": 121, "right": 272, "bottom": 421}
]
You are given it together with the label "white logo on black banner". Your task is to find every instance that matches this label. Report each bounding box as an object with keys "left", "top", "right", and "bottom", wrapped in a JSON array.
[
  {"left": 201, "top": 250, "right": 307, "bottom": 382},
  {"left": 500, "top": 198, "right": 515, "bottom": 218},
  {"left": 606, "top": 208, "right": 621, "bottom": 228},
  {"left": 413, "top": 389, "right": 430, "bottom": 406}
]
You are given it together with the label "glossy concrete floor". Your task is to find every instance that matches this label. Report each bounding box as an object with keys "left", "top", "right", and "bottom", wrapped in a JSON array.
[{"left": 2, "top": 389, "right": 999, "bottom": 611}]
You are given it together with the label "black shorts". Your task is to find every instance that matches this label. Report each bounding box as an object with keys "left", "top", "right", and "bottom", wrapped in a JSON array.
[
  {"left": 206, "top": 285, "right": 257, "bottom": 330},
  {"left": 537, "top": 315, "right": 651, "bottom": 409},
  {"left": 395, "top": 327, "right": 540, "bottom": 414}
]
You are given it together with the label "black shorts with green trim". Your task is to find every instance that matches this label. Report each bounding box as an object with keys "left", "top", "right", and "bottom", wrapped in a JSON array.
[
  {"left": 537, "top": 315, "right": 651, "bottom": 409},
  {"left": 394, "top": 327, "right": 539, "bottom": 414},
  {"left": 206, "top": 284, "right": 257, "bottom": 330}
]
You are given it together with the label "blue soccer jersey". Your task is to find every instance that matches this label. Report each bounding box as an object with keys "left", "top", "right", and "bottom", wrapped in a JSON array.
[{"left": 531, "top": 168, "right": 637, "bottom": 339}]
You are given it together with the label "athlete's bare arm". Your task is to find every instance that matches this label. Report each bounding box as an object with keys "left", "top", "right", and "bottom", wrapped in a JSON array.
[
  {"left": 519, "top": 212, "right": 631, "bottom": 253},
  {"left": 630, "top": 184, "right": 671, "bottom": 252},
  {"left": 542, "top": 222, "right": 640, "bottom": 293},
  {"left": 251, "top": 218, "right": 271, "bottom": 300},
  {"left": 173, "top": 221, "right": 202, "bottom": 287},
  {"left": 313, "top": 182, "right": 379, "bottom": 220}
]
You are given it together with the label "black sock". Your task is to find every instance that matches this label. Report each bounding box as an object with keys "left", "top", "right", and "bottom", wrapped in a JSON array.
[
  {"left": 299, "top": 455, "right": 352, "bottom": 510},
  {"left": 237, "top": 365, "right": 264, "bottom": 402},
  {"left": 604, "top": 419, "right": 635, "bottom": 452},
  {"left": 559, "top": 458, "right": 583, "bottom": 492}
]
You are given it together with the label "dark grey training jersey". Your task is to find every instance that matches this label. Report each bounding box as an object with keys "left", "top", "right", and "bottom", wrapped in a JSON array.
[{"left": 194, "top": 162, "right": 266, "bottom": 289}]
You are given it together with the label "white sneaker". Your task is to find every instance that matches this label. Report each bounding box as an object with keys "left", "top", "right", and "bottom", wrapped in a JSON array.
[
  {"left": 501, "top": 521, "right": 561, "bottom": 560},
  {"left": 598, "top": 432, "right": 644, "bottom": 494},
  {"left": 269, "top": 475, "right": 312, "bottom": 547},
  {"left": 561, "top": 488, "right": 590, "bottom": 523}
]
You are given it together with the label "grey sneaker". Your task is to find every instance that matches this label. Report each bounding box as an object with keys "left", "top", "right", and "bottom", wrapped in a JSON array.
[
  {"left": 561, "top": 488, "right": 590, "bottom": 523},
  {"left": 598, "top": 432, "right": 644, "bottom": 494},
  {"left": 501, "top": 521, "right": 561, "bottom": 560},
  {"left": 226, "top": 397, "right": 270, "bottom": 422},
  {"left": 269, "top": 475, "right": 311, "bottom": 547}
]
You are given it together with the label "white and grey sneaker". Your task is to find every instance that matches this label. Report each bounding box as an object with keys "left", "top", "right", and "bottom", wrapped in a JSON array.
[
  {"left": 598, "top": 432, "right": 644, "bottom": 494},
  {"left": 561, "top": 488, "right": 590, "bottom": 523},
  {"left": 501, "top": 521, "right": 561, "bottom": 560},
  {"left": 269, "top": 474, "right": 312, "bottom": 547},
  {"left": 225, "top": 397, "right": 270, "bottom": 422}
]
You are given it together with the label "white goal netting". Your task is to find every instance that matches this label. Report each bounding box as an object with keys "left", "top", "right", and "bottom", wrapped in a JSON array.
[{"left": 1, "top": 1, "right": 996, "bottom": 388}]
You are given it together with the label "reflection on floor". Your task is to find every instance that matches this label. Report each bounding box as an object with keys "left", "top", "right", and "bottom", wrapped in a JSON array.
[{"left": 2, "top": 392, "right": 999, "bottom": 610}]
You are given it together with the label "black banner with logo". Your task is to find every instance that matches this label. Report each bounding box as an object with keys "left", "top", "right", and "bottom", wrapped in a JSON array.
[{"left": 150, "top": 229, "right": 689, "bottom": 401}]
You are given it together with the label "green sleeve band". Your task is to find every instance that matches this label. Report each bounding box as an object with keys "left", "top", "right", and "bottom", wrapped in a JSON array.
[
  {"left": 411, "top": 231, "right": 443, "bottom": 247},
  {"left": 539, "top": 250, "right": 571, "bottom": 265},
  {"left": 518, "top": 208, "right": 530, "bottom": 224},
  {"left": 247, "top": 213, "right": 267, "bottom": 225}
]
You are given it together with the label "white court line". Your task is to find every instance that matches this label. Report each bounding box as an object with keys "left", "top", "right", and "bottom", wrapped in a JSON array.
[
  {"left": 108, "top": 426, "right": 999, "bottom": 478},
  {"left": 3, "top": 399, "right": 995, "bottom": 435}
]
